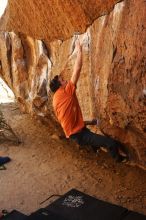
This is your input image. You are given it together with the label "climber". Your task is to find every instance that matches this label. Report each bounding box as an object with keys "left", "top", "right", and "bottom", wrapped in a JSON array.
[{"left": 49, "top": 40, "right": 128, "bottom": 163}]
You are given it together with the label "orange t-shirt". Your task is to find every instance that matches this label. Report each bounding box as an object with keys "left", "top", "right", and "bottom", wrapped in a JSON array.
[{"left": 53, "top": 81, "right": 85, "bottom": 138}]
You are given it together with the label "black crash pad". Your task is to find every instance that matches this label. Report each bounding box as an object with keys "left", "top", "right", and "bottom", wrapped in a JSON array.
[
  {"left": 27, "top": 208, "right": 67, "bottom": 220},
  {"left": 124, "top": 211, "right": 146, "bottom": 220},
  {"left": 2, "top": 210, "right": 27, "bottom": 220},
  {"left": 45, "top": 189, "right": 128, "bottom": 220}
]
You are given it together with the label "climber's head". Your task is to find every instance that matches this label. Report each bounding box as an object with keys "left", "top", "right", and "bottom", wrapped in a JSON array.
[{"left": 49, "top": 75, "right": 67, "bottom": 93}]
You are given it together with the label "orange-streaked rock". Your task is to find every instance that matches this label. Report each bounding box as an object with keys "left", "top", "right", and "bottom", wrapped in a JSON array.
[{"left": 0, "top": 0, "right": 121, "bottom": 42}]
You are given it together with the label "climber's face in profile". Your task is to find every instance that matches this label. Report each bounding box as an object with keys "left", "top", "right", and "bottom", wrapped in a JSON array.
[{"left": 58, "top": 75, "right": 67, "bottom": 86}]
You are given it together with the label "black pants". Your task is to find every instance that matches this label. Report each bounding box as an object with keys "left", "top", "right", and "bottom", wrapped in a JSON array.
[{"left": 70, "top": 127, "right": 125, "bottom": 161}]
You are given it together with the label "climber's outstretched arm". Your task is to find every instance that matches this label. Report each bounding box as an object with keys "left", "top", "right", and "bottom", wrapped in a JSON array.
[{"left": 71, "top": 40, "right": 82, "bottom": 85}]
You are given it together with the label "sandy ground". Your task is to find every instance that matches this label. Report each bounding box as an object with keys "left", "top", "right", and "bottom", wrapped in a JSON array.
[{"left": 0, "top": 102, "right": 146, "bottom": 216}]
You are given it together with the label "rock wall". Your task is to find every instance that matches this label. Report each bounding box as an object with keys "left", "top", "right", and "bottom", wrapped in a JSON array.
[{"left": 0, "top": 0, "right": 146, "bottom": 169}]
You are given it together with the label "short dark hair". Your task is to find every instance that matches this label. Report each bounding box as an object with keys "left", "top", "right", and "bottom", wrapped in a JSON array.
[{"left": 49, "top": 75, "right": 61, "bottom": 93}]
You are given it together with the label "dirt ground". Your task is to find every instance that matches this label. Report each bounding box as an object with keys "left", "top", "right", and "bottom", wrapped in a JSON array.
[{"left": 0, "top": 102, "right": 146, "bottom": 216}]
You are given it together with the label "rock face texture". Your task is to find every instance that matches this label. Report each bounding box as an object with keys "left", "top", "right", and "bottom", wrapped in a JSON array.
[
  {"left": 0, "top": 0, "right": 146, "bottom": 169},
  {"left": 0, "top": 0, "right": 121, "bottom": 41}
]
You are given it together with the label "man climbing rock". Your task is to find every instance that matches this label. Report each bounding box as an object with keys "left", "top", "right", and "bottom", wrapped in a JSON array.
[{"left": 49, "top": 40, "right": 128, "bottom": 163}]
